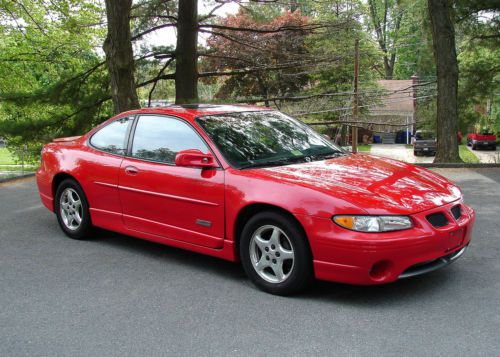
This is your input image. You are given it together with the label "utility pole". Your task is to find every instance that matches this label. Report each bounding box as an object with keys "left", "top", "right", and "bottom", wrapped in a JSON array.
[
  {"left": 411, "top": 74, "right": 418, "bottom": 135},
  {"left": 352, "top": 39, "right": 359, "bottom": 153}
]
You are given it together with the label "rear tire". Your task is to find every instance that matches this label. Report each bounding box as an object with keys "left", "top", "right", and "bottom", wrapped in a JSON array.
[
  {"left": 240, "top": 211, "right": 313, "bottom": 295},
  {"left": 55, "top": 179, "right": 93, "bottom": 240},
  {"left": 472, "top": 143, "right": 477, "bottom": 150}
]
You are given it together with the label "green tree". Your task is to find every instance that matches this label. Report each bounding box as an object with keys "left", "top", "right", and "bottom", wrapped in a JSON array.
[
  {"left": 455, "top": 0, "right": 500, "bottom": 134},
  {"left": 0, "top": 0, "right": 110, "bottom": 161},
  {"left": 367, "top": 0, "right": 405, "bottom": 79}
]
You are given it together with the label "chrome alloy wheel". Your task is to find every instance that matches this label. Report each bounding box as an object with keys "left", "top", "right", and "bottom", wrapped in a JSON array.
[
  {"left": 249, "top": 225, "right": 295, "bottom": 284},
  {"left": 59, "top": 188, "right": 83, "bottom": 231}
]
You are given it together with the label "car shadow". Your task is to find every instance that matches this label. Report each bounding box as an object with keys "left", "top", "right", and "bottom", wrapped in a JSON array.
[
  {"left": 91, "top": 228, "right": 457, "bottom": 305},
  {"left": 301, "top": 271, "right": 454, "bottom": 306},
  {"left": 93, "top": 228, "right": 248, "bottom": 283}
]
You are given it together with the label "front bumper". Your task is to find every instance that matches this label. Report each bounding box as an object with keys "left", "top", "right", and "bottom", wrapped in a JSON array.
[
  {"left": 299, "top": 200, "right": 475, "bottom": 285},
  {"left": 399, "top": 245, "right": 467, "bottom": 279}
]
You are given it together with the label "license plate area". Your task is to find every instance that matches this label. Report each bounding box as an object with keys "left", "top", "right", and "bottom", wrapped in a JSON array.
[
  {"left": 447, "top": 228, "right": 465, "bottom": 251},
  {"left": 423, "top": 147, "right": 429, "bottom": 151}
]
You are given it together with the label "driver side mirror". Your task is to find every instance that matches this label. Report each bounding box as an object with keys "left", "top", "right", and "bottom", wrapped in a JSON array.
[{"left": 175, "top": 149, "right": 219, "bottom": 169}]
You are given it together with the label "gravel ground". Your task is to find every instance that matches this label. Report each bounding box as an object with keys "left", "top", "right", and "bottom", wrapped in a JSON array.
[{"left": 0, "top": 170, "right": 499, "bottom": 356}]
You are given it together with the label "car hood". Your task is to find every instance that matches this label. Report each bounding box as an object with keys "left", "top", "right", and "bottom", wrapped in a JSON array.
[{"left": 251, "top": 154, "right": 461, "bottom": 215}]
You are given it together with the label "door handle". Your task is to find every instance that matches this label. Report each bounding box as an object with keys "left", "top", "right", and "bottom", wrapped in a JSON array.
[{"left": 124, "top": 166, "right": 139, "bottom": 176}]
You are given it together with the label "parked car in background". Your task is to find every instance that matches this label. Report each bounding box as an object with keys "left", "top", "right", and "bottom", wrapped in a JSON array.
[
  {"left": 467, "top": 131, "right": 497, "bottom": 150},
  {"left": 413, "top": 130, "right": 437, "bottom": 156},
  {"left": 36, "top": 105, "right": 474, "bottom": 295}
]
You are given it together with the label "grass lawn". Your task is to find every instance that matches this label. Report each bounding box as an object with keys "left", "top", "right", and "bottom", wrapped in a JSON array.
[
  {"left": 0, "top": 147, "right": 16, "bottom": 165},
  {"left": 357, "top": 144, "right": 371, "bottom": 152},
  {"left": 459, "top": 145, "right": 480, "bottom": 163},
  {"left": 0, "top": 148, "right": 38, "bottom": 170},
  {"left": 0, "top": 165, "right": 37, "bottom": 172}
]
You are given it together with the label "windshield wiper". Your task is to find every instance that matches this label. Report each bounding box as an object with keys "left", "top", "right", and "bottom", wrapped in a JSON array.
[
  {"left": 239, "top": 157, "right": 307, "bottom": 170},
  {"left": 239, "top": 152, "right": 345, "bottom": 169},
  {"left": 311, "top": 151, "right": 346, "bottom": 161}
]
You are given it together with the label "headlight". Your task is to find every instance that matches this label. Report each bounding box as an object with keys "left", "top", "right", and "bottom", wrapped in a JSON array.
[{"left": 333, "top": 215, "right": 413, "bottom": 232}]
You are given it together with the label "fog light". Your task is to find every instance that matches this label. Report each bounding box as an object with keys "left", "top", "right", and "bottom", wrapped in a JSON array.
[{"left": 369, "top": 260, "right": 393, "bottom": 280}]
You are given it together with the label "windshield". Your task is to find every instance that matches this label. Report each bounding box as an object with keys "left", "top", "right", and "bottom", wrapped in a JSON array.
[{"left": 196, "top": 111, "right": 344, "bottom": 169}]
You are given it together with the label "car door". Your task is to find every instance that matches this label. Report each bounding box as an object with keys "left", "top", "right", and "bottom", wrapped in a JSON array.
[
  {"left": 83, "top": 116, "right": 134, "bottom": 231},
  {"left": 118, "top": 115, "right": 225, "bottom": 249}
]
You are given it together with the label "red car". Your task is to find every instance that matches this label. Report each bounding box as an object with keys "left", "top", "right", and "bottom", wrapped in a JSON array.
[
  {"left": 36, "top": 105, "right": 474, "bottom": 295},
  {"left": 467, "top": 132, "right": 497, "bottom": 150}
]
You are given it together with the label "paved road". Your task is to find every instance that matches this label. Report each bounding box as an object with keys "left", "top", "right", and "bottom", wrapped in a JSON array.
[
  {"left": 1, "top": 171, "right": 499, "bottom": 356},
  {"left": 370, "top": 144, "right": 434, "bottom": 164}
]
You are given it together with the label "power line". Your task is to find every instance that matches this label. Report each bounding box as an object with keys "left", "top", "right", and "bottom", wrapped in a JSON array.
[{"left": 292, "top": 94, "right": 436, "bottom": 116}]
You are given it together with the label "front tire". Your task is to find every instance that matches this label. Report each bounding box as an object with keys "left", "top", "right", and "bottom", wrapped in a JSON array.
[
  {"left": 55, "top": 179, "right": 93, "bottom": 240},
  {"left": 240, "top": 211, "right": 313, "bottom": 295}
]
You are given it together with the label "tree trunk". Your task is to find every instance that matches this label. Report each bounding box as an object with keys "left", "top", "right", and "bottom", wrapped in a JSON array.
[
  {"left": 428, "top": 0, "right": 461, "bottom": 162},
  {"left": 175, "top": 0, "right": 199, "bottom": 104},
  {"left": 383, "top": 55, "right": 393, "bottom": 79},
  {"left": 103, "top": 0, "right": 140, "bottom": 114},
  {"left": 256, "top": 74, "right": 270, "bottom": 107}
]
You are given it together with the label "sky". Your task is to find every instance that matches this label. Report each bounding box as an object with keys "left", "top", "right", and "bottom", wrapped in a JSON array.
[{"left": 139, "top": 1, "right": 240, "bottom": 48}]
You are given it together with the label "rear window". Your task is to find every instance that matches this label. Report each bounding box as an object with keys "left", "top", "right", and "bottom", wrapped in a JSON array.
[
  {"left": 90, "top": 117, "right": 133, "bottom": 155},
  {"left": 415, "top": 132, "right": 435, "bottom": 140}
]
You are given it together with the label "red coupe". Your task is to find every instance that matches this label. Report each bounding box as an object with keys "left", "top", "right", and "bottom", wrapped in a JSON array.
[{"left": 36, "top": 105, "right": 474, "bottom": 295}]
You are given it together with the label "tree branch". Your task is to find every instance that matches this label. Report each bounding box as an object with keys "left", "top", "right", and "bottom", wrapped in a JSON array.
[
  {"left": 131, "top": 23, "right": 176, "bottom": 41},
  {"left": 147, "top": 58, "right": 175, "bottom": 106},
  {"left": 199, "top": 22, "right": 335, "bottom": 34},
  {"left": 199, "top": 29, "right": 271, "bottom": 52}
]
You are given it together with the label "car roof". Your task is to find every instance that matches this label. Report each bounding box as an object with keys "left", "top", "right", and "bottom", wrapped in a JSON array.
[{"left": 118, "top": 104, "right": 272, "bottom": 122}]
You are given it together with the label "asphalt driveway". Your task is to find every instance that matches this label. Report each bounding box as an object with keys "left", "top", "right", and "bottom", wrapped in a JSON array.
[
  {"left": 370, "top": 144, "right": 434, "bottom": 164},
  {"left": 1, "top": 170, "right": 499, "bottom": 356}
]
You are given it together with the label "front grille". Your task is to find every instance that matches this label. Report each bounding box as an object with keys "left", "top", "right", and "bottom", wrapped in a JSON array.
[
  {"left": 450, "top": 205, "right": 462, "bottom": 220},
  {"left": 426, "top": 212, "right": 449, "bottom": 228}
]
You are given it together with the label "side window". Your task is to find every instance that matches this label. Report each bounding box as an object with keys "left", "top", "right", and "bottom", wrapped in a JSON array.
[
  {"left": 90, "top": 117, "right": 132, "bottom": 155},
  {"left": 131, "top": 115, "right": 209, "bottom": 164}
]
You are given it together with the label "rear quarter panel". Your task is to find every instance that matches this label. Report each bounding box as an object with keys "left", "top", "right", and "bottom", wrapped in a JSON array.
[{"left": 37, "top": 139, "right": 123, "bottom": 217}]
